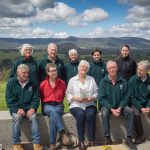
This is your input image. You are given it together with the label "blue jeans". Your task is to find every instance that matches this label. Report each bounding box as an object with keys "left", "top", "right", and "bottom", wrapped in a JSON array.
[
  {"left": 43, "top": 103, "right": 64, "bottom": 144},
  {"left": 12, "top": 113, "right": 40, "bottom": 144},
  {"left": 101, "top": 106, "right": 135, "bottom": 137},
  {"left": 70, "top": 106, "right": 97, "bottom": 142}
]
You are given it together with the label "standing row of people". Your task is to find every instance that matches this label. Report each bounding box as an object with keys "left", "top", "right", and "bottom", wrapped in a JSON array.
[{"left": 5, "top": 43, "right": 150, "bottom": 150}]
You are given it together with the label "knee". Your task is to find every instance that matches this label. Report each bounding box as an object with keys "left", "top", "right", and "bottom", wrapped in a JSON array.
[
  {"left": 12, "top": 113, "right": 23, "bottom": 122},
  {"left": 76, "top": 111, "right": 85, "bottom": 120}
]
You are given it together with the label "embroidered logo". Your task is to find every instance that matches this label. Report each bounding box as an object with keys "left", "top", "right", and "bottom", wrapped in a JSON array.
[
  {"left": 120, "top": 84, "right": 123, "bottom": 90},
  {"left": 28, "top": 86, "right": 32, "bottom": 91}
]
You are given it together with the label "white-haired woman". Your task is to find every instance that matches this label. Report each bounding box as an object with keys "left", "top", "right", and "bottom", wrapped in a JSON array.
[
  {"left": 10, "top": 44, "right": 39, "bottom": 87},
  {"left": 64, "top": 49, "right": 79, "bottom": 84},
  {"left": 66, "top": 60, "right": 98, "bottom": 150}
]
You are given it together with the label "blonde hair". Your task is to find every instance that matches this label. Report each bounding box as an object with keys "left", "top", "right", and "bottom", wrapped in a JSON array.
[
  {"left": 68, "top": 49, "right": 78, "bottom": 56},
  {"left": 20, "top": 44, "right": 33, "bottom": 56}
]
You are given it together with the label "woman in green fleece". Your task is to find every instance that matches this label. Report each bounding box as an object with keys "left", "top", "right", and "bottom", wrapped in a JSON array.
[
  {"left": 10, "top": 44, "right": 39, "bottom": 87},
  {"left": 64, "top": 49, "right": 79, "bottom": 85},
  {"left": 88, "top": 48, "right": 106, "bottom": 87},
  {"left": 129, "top": 60, "right": 150, "bottom": 144},
  {"left": 98, "top": 60, "right": 136, "bottom": 150},
  {"left": 5, "top": 64, "right": 42, "bottom": 150}
]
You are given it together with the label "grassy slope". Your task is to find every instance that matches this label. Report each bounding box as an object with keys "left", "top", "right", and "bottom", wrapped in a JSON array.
[{"left": 0, "top": 82, "right": 69, "bottom": 112}]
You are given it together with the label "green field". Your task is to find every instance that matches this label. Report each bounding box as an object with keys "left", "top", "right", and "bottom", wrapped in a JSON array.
[{"left": 0, "top": 82, "right": 69, "bottom": 112}]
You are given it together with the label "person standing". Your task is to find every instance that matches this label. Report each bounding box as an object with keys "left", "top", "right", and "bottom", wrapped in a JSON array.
[
  {"left": 129, "top": 60, "right": 150, "bottom": 144},
  {"left": 64, "top": 49, "right": 79, "bottom": 84},
  {"left": 10, "top": 44, "right": 39, "bottom": 87},
  {"left": 116, "top": 44, "right": 136, "bottom": 81},
  {"left": 98, "top": 60, "right": 137, "bottom": 150},
  {"left": 38, "top": 43, "right": 65, "bottom": 82},
  {"left": 89, "top": 48, "right": 106, "bottom": 86},
  {"left": 5, "top": 64, "right": 42, "bottom": 150}
]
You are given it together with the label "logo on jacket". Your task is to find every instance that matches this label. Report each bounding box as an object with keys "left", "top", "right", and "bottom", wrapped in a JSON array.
[
  {"left": 120, "top": 84, "right": 123, "bottom": 90},
  {"left": 28, "top": 86, "right": 33, "bottom": 91}
]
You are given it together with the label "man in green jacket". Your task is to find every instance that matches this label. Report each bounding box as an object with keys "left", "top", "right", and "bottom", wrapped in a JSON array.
[
  {"left": 38, "top": 43, "right": 65, "bottom": 82},
  {"left": 98, "top": 60, "right": 136, "bottom": 150},
  {"left": 129, "top": 60, "right": 150, "bottom": 144},
  {"left": 5, "top": 64, "right": 42, "bottom": 150}
]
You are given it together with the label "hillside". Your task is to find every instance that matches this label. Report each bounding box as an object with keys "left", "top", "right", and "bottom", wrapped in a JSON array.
[{"left": 0, "top": 37, "right": 150, "bottom": 51}]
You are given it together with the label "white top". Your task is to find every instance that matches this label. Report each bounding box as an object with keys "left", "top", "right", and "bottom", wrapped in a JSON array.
[{"left": 66, "top": 75, "right": 98, "bottom": 110}]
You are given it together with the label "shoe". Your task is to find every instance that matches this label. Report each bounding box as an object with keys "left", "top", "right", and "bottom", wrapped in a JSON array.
[
  {"left": 33, "top": 144, "right": 43, "bottom": 150},
  {"left": 105, "top": 136, "right": 112, "bottom": 145},
  {"left": 87, "top": 141, "right": 95, "bottom": 147},
  {"left": 49, "top": 144, "right": 56, "bottom": 150},
  {"left": 79, "top": 142, "right": 86, "bottom": 150},
  {"left": 125, "top": 137, "right": 137, "bottom": 150},
  {"left": 13, "top": 144, "right": 24, "bottom": 150},
  {"left": 134, "top": 134, "right": 145, "bottom": 144}
]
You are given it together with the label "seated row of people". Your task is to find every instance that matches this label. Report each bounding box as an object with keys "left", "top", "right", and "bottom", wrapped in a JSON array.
[{"left": 6, "top": 58, "right": 150, "bottom": 150}]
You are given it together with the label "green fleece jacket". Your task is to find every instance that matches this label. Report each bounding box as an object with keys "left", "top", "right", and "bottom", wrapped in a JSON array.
[
  {"left": 129, "top": 74, "right": 150, "bottom": 109},
  {"left": 98, "top": 75, "right": 129, "bottom": 109},
  {"left": 88, "top": 60, "right": 106, "bottom": 86},
  {"left": 64, "top": 61, "right": 79, "bottom": 84},
  {"left": 38, "top": 56, "right": 65, "bottom": 82},
  {"left": 10, "top": 56, "right": 39, "bottom": 87},
  {"left": 5, "top": 77, "right": 40, "bottom": 114}
]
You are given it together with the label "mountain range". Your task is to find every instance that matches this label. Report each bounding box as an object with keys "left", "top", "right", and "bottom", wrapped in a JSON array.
[{"left": 0, "top": 37, "right": 150, "bottom": 51}]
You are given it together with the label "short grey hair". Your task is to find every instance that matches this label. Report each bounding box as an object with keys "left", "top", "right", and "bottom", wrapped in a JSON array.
[
  {"left": 68, "top": 49, "right": 78, "bottom": 56},
  {"left": 106, "top": 60, "right": 118, "bottom": 69},
  {"left": 48, "top": 43, "right": 57, "bottom": 50},
  {"left": 17, "top": 64, "right": 29, "bottom": 72},
  {"left": 137, "top": 60, "right": 150, "bottom": 71},
  {"left": 78, "top": 60, "right": 90, "bottom": 71},
  {"left": 20, "top": 44, "right": 33, "bottom": 56}
]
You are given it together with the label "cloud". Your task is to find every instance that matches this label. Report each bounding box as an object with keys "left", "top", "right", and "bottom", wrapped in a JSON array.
[
  {"left": 67, "top": 8, "right": 109, "bottom": 26},
  {"left": 0, "top": 0, "right": 36, "bottom": 18},
  {"left": 31, "top": 0, "right": 55, "bottom": 10},
  {"left": 126, "top": 5, "right": 150, "bottom": 22},
  {"left": 118, "top": 0, "right": 150, "bottom": 6},
  {"left": 35, "top": 2, "right": 76, "bottom": 22}
]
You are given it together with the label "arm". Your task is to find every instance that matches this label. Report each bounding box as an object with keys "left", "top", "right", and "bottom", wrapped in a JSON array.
[{"left": 98, "top": 80, "right": 112, "bottom": 109}]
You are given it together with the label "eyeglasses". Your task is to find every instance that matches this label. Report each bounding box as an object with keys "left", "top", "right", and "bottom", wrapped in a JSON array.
[{"left": 49, "top": 70, "right": 57, "bottom": 72}]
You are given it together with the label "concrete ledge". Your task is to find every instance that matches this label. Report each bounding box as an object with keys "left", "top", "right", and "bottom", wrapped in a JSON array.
[{"left": 0, "top": 111, "right": 150, "bottom": 148}]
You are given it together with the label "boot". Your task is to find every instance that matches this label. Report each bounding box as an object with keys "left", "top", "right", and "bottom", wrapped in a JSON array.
[
  {"left": 33, "top": 144, "right": 43, "bottom": 150},
  {"left": 13, "top": 144, "right": 24, "bottom": 150}
]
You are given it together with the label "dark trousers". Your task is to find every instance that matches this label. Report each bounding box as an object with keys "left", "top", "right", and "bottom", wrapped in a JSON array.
[
  {"left": 101, "top": 106, "right": 135, "bottom": 137},
  {"left": 70, "top": 106, "right": 97, "bottom": 142},
  {"left": 132, "top": 106, "right": 144, "bottom": 137}
]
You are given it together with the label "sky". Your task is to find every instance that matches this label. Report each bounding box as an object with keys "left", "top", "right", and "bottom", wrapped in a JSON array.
[{"left": 0, "top": 0, "right": 150, "bottom": 39}]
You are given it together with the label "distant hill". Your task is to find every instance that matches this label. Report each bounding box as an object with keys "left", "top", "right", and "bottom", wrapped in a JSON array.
[{"left": 0, "top": 37, "right": 150, "bottom": 51}]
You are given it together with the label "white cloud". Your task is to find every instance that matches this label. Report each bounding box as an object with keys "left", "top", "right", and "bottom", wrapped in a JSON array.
[
  {"left": 35, "top": 2, "right": 76, "bottom": 22},
  {"left": 82, "top": 8, "right": 109, "bottom": 23},
  {"left": 54, "top": 32, "right": 69, "bottom": 38},
  {"left": 67, "top": 8, "right": 109, "bottom": 26},
  {"left": 89, "top": 27, "right": 105, "bottom": 38}
]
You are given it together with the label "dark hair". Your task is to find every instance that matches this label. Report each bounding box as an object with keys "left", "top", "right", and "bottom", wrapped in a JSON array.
[
  {"left": 91, "top": 48, "right": 102, "bottom": 56},
  {"left": 121, "top": 44, "right": 130, "bottom": 50},
  {"left": 46, "top": 63, "right": 56, "bottom": 73}
]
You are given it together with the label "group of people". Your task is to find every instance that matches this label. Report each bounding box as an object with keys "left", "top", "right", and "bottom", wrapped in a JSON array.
[{"left": 5, "top": 43, "right": 150, "bottom": 150}]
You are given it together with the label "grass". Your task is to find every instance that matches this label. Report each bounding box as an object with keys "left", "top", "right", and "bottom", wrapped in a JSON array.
[{"left": 0, "top": 81, "right": 69, "bottom": 112}]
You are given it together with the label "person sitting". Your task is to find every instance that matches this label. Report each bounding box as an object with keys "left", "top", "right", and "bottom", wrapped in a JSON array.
[
  {"left": 129, "top": 60, "right": 150, "bottom": 144},
  {"left": 39, "top": 63, "right": 68, "bottom": 150},
  {"left": 5, "top": 64, "right": 42, "bottom": 150},
  {"left": 66, "top": 60, "right": 98, "bottom": 150},
  {"left": 98, "top": 60, "right": 137, "bottom": 150}
]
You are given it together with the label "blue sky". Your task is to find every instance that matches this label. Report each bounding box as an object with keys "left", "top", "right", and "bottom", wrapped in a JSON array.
[{"left": 0, "top": 0, "right": 150, "bottom": 39}]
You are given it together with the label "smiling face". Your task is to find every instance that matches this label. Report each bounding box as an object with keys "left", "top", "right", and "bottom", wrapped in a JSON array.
[
  {"left": 47, "top": 66, "right": 57, "bottom": 79},
  {"left": 24, "top": 48, "right": 32, "bottom": 58},
  {"left": 47, "top": 44, "right": 57, "bottom": 59},
  {"left": 107, "top": 61, "right": 118, "bottom": 77},
  {"left": 17, "top": 68, "right": 29, "bottom": 83},
  {"left": 92, "top": 51, "right": 101, "bottom": 62},
  {"left": 78, "top": 64, "right": 89, "bottom": 76},
  {"left": 69, "top": 53, "right": 78, "bottom": 62},
  {"left": 137, "top": 65, "right": 147, "bottom": 78},
  {"left": 121, "top": 46, "right": 130, "bottom": 58}
]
